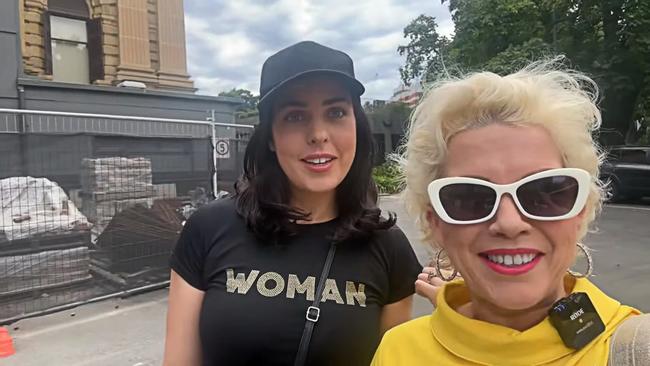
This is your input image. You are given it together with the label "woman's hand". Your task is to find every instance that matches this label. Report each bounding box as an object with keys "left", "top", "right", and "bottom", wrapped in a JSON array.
[{"left": 415, "top": 266, "right": 446, "bottom": 307}]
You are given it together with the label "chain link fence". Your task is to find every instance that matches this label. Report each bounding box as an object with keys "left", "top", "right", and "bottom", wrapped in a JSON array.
[{"left": 0, "top": 109, "right": 253, "bottom": 324}]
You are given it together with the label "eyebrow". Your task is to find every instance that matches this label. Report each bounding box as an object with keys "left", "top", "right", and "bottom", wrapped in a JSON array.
[
  {"left": 277, "top": 100, "right": 308, "bottom": 110},
  {"left": 277, "top": 96, "right": 350, "bottom": 111},
  {"left": 322, "top": 97, "right": 349, "bottom": 106},
  {"left": 460, "top": 168, "right": 559, "bottom": 182}
]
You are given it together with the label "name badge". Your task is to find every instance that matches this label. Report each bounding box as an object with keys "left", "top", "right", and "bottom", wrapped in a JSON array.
[{"left": 548, "top": 292, "right": 605, "bottom": 349}]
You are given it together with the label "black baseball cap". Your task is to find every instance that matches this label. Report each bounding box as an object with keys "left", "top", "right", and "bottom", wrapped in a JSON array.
[{"left": 257, "top": 41, "right": 365, "bottom": 112}]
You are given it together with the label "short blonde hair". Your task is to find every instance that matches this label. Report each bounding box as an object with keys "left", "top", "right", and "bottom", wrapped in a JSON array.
[{"left": 400, "top": 59, "right": 605, "bottom": 245}]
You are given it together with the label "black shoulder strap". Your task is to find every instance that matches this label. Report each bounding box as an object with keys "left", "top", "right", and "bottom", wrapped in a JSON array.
[{"left": 294, "top": 242, "right": 337, "bottom": 366}]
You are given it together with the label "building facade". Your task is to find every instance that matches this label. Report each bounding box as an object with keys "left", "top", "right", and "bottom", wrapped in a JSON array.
[
  {"left": 1, "top": 0, "right": 240, "bottom": 122},
  {"left": 20, "top": 0, "right": 195, "bottom": 91}
]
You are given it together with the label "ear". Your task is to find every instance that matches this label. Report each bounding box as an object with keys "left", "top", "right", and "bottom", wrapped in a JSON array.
[
  {"left": 426, "top": 207, "right": 446, "bottom": 250},
  {"left": 268, "top": 140, "right": 276, "bottom": 152}
]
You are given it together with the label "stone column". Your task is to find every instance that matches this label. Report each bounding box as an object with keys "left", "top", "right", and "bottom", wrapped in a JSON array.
[
  {"left": 90, "top": 0, "right": 119, "bottom": 85},
  {"left": 155, "top": 0, "right": 195, "bottom": 92},
  {"left": 148, "top": 0, "right": 159, "bottom": 72},
  {"left": 22, "top": 0, "right": 49, "bottom": 78},
  {"left": 116, "top": 0, "right": 157, "bottom": 84}
]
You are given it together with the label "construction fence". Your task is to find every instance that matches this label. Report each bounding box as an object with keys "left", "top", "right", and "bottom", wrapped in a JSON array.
[{"left": 0, "top": 109, "right": 253, "bottom": 324}]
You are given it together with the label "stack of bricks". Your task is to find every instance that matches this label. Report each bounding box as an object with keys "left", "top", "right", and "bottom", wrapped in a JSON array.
[{"left": 80, "top": 157, "right": 154, "bottom": 238}]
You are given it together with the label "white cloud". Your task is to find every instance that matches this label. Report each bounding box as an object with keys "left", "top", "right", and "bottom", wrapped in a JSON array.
[
  {"left": 186, "top": 16, "right": 260, "bottom": 65},
  {"left": 194, "top": 76, "right": 258, "bottom": 96},
  {"left": 184, "top": 0, "right": 453, "bottom": 100},
  {"left": 439, "top": 18, "right": 456, "bottom": 38},
  {"left": 364, "top": 78, "right": 402, "bottom": 103},
  {"left": 359, "top": 32, "right": 405, "bottom": 54}
]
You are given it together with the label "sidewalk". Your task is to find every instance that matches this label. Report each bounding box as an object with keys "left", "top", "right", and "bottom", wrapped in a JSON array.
[
  {"left": 3, "top": 289, "right": 168, "bottom": 366},
  {"left": 2, "top": 291, "right": 434, "bottom": 366}
]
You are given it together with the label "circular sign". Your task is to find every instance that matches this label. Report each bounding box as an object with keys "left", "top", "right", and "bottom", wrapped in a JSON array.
[{"left": 216, "top": 140, "right": 229, "bottom": 156}]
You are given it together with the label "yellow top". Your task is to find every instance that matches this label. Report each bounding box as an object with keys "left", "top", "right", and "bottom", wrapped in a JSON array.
[{"left": 372, "top": 278, "right": 640, "bottom": 366}]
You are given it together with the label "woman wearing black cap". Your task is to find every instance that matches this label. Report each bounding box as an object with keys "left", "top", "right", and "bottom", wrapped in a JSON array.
[{"left": 163, "top": 41, "right": 422, "bottom": 366}]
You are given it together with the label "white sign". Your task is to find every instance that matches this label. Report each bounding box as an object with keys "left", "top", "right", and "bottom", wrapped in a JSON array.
[{"left": 216, "top": 139, "right": 230, "bottom": 159}]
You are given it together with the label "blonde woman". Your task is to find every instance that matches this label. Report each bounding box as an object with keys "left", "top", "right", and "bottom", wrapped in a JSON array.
[{"left": 372, "top": 61, "right": 647, "bottom": 365}]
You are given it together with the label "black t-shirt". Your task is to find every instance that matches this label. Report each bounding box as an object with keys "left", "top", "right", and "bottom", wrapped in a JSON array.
[{"left": 170, "top": 198, "right": 422, "bottom": 366}]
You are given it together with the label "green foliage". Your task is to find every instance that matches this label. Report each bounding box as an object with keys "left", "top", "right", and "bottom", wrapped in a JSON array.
[
  {"left": 372, "top": 162, "right": 403, "bottom": 195},
  {"left": 398, "top": 0, "right": 650, "bottom": 144},
  {"left": 397, "top": 15, "right": 450, "bottom": 85},
  {"left": 481, "top": 38, "right": 553, "bottom": 75},
  {"left": 446, "top": 0, "right": 545, "bottom": 71},
  {"left": 218, "top": 88, "right": 260, "bottom": 115}
]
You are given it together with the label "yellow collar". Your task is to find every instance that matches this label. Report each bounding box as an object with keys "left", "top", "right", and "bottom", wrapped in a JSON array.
[{"left": 430, "top": 278, "right": 626, "bottom": 365}]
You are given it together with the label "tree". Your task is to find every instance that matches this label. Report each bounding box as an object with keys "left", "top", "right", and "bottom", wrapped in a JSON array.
[
  {"left": 397, "top": 15, "right": 450, "bottom": 85},
  {"left": 218, "top": 88, "right": 259, "bottom": 114},
  {"left": 561, "top": 0, "right": 650, "bottom": 145},
  {"left": 398, "top": 0, "right": 650, "bottom": 144},
  {"left": 446, "top": 0, "right": 550, "bottom": 72}
]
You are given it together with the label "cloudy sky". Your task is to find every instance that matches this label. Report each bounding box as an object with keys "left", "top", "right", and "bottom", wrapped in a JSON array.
[{"left": 183, "top": 0, "right": 453, "bottom": 101}]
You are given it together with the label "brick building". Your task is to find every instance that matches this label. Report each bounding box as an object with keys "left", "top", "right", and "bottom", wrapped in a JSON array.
[{"left": 20, "top": 0, "right": 194, "bottom": 91}]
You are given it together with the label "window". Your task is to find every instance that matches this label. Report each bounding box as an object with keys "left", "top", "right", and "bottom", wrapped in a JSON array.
[
  {"left": 50, "top": 15, "right": 89, "bottom": 84},
  {"left": 44, "top": 0, "right": 103, "bottom": 84}
]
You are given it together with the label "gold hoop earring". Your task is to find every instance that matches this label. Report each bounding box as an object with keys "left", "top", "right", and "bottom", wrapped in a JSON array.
[
  {"left": 567, "top": 242, "right": 593, "bottom": 278},
  {"left": 435, "top": 249, "right": 458, "bottom": 282}
]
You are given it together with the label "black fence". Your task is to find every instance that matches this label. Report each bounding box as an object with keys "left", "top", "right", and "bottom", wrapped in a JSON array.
[{"left": 0, "top": 109, "right": 252, "bottom": 324}]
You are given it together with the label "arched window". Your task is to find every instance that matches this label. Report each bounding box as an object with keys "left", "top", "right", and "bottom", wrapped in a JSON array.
[{"left": 45, "top": 0, "right": 103, "bottom": 84}]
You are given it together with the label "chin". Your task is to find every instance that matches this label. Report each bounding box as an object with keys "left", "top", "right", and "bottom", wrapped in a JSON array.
[{"left": 299, "top": 179, "right": 342, "bottom": 193}]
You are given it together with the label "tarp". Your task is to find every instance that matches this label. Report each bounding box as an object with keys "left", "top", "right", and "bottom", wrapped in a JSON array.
[{"left": 0, "top": 177, "right": 89, "bottom": 241}]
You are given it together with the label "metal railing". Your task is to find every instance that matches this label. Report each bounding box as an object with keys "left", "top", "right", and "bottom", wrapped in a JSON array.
[{"left": 0, "top": 108, "right": 246, "bottom": 135}]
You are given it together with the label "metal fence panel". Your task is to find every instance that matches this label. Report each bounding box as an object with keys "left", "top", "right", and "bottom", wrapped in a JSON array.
[{"left": 0, "top": 109, "right": 253, "bottom": 324}]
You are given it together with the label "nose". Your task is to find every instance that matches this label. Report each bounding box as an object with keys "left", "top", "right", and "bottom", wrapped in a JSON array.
[
  {"left": 307, "top": 117, "right": 329, "bottom": 145},
  {"left": 488, "top": 194, "right": 532, "bottom": 238}
]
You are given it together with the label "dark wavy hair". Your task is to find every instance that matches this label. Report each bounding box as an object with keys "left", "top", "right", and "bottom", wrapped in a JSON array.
[{"left": 234, "top": 93, "right": 396, "bottom": 244}]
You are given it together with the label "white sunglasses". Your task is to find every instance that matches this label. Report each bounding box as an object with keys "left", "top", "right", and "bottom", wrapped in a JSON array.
[{"left": 427, "top": 168, "right": 591, "bottom": 225}]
